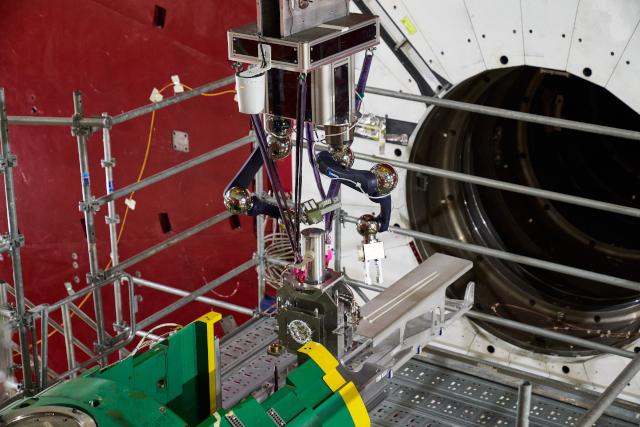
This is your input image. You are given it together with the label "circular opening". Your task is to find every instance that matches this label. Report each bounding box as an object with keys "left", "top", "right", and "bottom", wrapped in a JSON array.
[
  {"left": 394, "top": 148, "right": 403, "bottom": 157},
  {"left": 562, "top": 365, "right": 571, "bottom": 374},
  {"left": 583, "top": 67, "right": 593, "bottom": 77},
  {"left": 500, "top": 56, "right": 509, "bottom": 65},
  {"left": 408, "top": 66, "right": 640, "bottom": 355},
  {"left": 487, "top": 345, "right": 496, "bottom": 353}
]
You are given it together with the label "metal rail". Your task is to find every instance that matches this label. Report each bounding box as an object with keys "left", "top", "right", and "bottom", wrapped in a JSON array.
[
  {"left": 133, "top": 277, "right": 255, "bottom": 316},
  {"left": 344, "top": 276, "right": 636, "bottom": 359},
  {"left": 111, "top": 75, "right": 235, "bottom": 125},
  {"left": 343, "top": 215, "right": 640, "bottom": 293},
  {"left": 105, "top": 211, "right": 233, "bottom": 276},
  {"left": 351, "top": 151, "right": 640, "bottom": 219},
  {"left": 576, "top": 355, "right": 640, "bottom": 426},
  {"left": 366, "top": 86, "right": 640, "bottom": 142},
  {"left": 95, "top": 135, "right": 253, "bottom": 206},
  {"left": 137, "top": 259, "right": 258, "bottom": 330}
]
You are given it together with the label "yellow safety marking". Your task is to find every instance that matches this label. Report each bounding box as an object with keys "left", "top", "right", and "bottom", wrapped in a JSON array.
[
  {"left": 298, "top": 342, "right": 346, "bottom": 392},
  {"left": 196, "top": 312, "right": 222, "bottom": 414},
  {"left": 339, "top": 381, "right": 370, "bottom": 427},
  {"left": 401, "top": 16, "right": 417, "bottom": 35}
]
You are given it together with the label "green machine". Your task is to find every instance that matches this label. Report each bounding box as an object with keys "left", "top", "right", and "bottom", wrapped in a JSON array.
[{"left": 0, "top": 312, "right": 369, "bottom": 427}]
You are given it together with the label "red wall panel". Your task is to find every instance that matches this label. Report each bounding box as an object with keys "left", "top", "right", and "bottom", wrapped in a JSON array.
[{"left": 0, "top": 0, "right": 259, "bottom": 372}]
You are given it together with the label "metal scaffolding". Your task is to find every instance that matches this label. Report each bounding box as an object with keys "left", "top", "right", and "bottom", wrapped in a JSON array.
[{"left": 0, "top": 75, "right": 638, "bottom": 425}]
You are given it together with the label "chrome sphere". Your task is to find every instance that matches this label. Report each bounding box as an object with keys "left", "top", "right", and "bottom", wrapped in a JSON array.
[
  {"left": 223, "top": 186, "right": 253, "bottom": 215},
  {"left": 356, "top": 213, "right": 380, "bottom": 239},
  {"left": 268, "top": 134, "right": 292, "bottom": 160},
  {"left": 331, "top": 147, "right": 355, "bottom": 168},
  {"left": 370, "top": 163, "right": 398, "bottom": 195}
]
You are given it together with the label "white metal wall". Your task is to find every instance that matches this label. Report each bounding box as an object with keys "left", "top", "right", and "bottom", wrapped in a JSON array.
[{"left": 299, "top": 0, "right": 640, "bottom": 403}]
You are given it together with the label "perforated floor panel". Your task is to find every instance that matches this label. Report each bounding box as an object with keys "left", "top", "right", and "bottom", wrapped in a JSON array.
[
  {"left": 368, "top": 359, "right": 635, "bottom": 427},
  {"left": 219, "top": 317, "right": 638, "bottom": 426}
]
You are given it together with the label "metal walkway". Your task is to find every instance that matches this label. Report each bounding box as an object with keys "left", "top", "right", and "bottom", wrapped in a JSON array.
[{"left": 219, "top": 317, "right": 638, "bottom": 427}]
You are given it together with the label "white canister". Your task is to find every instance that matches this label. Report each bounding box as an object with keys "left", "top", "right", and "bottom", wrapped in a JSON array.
[{"left": 235, "top": 69, "right": 266, "bottom": 114}]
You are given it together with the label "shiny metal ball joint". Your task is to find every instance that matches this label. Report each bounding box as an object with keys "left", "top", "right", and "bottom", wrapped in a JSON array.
[
  {"left": 356, "top": 213, "right": 380, "bottom": 243},
  {"left": 223, "top": 186, "right": 253, "bottom": 215},
  {"left": 331, "top": 147, "right": 355, "bottom": 168},
  {"left": 370, "top": 163, "right": 398, "bottom": 195},
  {"left": 267, "top": 116, "right": 293, "bottom": 161}
]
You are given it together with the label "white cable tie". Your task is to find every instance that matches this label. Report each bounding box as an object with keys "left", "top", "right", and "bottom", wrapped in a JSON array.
[
  {"left": 171, "top": 75, "right": 184, "bottom": 93},
  {"left": 124, "top": 198, "right": 137, "bottom": 210},
  {"left": 149, "top": 88, "right": 163, "bottom": 103}
]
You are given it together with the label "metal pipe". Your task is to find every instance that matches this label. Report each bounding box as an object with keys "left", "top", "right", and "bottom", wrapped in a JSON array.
[
  {"left": 42, "top": 274, "right": 127, "bottom": 313},
  {"left": 516, "top": 381, "right": 532, "bottom": 427},
  {"left": 576, "top": 355, "right": 640, "bottom": 426},
  {"left": 343, "top": 216, "right": 640, "bottom": 292},
  {"left": 7, "top": 115, "right": 109, "bottom": 128},
  {"left": 366, "top": 86, "right": 640, "bottom": 142},
  {"left": 107, "top": 211, "right": 233, "bottom": 275},
  {"left": 132, "top": 277, "right": 254, "bottom": 316},
  {"left": 302, "top": 228, "right": 326, "bottom": 285},
  {"left": 465, "top": 310, "right": 635, "bottom": 359},
  {"left": 135, "top": 330, "right": 162, "bottom": 341},
  {"left": 95, "top": 135, "right": 253, "bottom": 206},
  {"left": 73, "top": 91, "right": 107, "bottom": 361},
  {"left": 61, "top": 304, "right": 76, "bottom": 376},
  {"left": 39, "top": 308, "right": 49, "bottom": 389},
  {"left": 351, "top": 152, "right": 640, "bottom": 219},
  {"left": 343, "top": 277, "right": 636, "bottom": 358},
  {"left": 101, "top": 113, "right": 124, "bottom": 337},
  {"left": 0, "top": 88, "right": 32, "bottom": 391},
  {"left": 334, "top": 187, "right": 342, "bottom": 272},
  {"left": 29, "top": 318, "right": 39, "bottom": 389},
  {"left": 137, "top": 259, "right": 257, "bottom": 330},
  {"left": 255, "top": 140, "right": 266, "bottom": 313},
  {"left": 112, "top": 75, "right": 235, "bottom": 125}
]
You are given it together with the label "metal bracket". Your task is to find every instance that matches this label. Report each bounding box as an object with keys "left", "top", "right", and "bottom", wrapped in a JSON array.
[
  {"left": 105, "top": 214, "right": 120, "bottom": 225},
  {"left": 0, "top": 232, "right": 24, "bottom": 250},
  {"left": 78, "top": 197, "right": 100, "bottom": 213},
  {"left": 87, "top": 270, "right": 107, "bottom": 285},
  {"left": 100, "top": 158, "right": 116, "bottom": 168},
  {"left": 71, "top": 113, "right": 93, "bottom": 137},
  {"left": 0, "top": 153, "right": 17, "bottom": 172}
]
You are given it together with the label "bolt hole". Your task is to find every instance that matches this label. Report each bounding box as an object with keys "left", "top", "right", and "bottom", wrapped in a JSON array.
[
  {"left": 578, "top": 38, "right": 583, "bottom": 43},
  {"left": 153, "top": 5, "right": 167, "bottom": 29},
  {"left": 500, "top": 55, "right": 509, "bottom": 65},
  {"left": 487, "top": 345, "right": 495, "bottom": 354},
  {"left": 482, "top": 34, "right": 486, "bottom": 39},
  {"left": 440, "top": 51, "right": 445, "bottom": 55},
  {"left": 90, "top": 400, "right": 101, "bottom": 408},
  {"left": 512, "top": 29, "right": 517, "bottom": 34},
  {"left": 158, "top": 212, "right": 172, "bottom": 234},
  {"left": 394, "top": 148, "right": 402, "bottom": 157},
  {"left": 561, "top": 33, "right": 566, "bottom": 38},
  {"left": 446, "top": 194, "right": 455, "bottom": 201},
  {"left": 562, "top": 365, "right": 570, "bottom": 374},
  {"left": 31, "top": 106, "right": 38, "bottom": 114},
  {"left": 467, "top": 38, "right": 471, "bottom": 43},
  {"left": 582, "top": 67, "right": 592, "bottom": 77},
  {"left": 610, "top": 51, "right": 615, "bottom": 56},
  {"left": 529, "top": 29, "right": 533, "bottom": 34},
  {"left": 594, "top": 315, "right": 601, "bottom": 323},
  {"left": 634, "top": 347, "right": 640, "bottom": 353},
  {"left": 626, "top": 60, "right": 631, "bottom": 65}
]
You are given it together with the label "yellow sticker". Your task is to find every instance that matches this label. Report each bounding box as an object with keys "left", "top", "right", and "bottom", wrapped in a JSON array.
[{"left": 401, "top": 16, "right": 417, "bottom": 35}]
